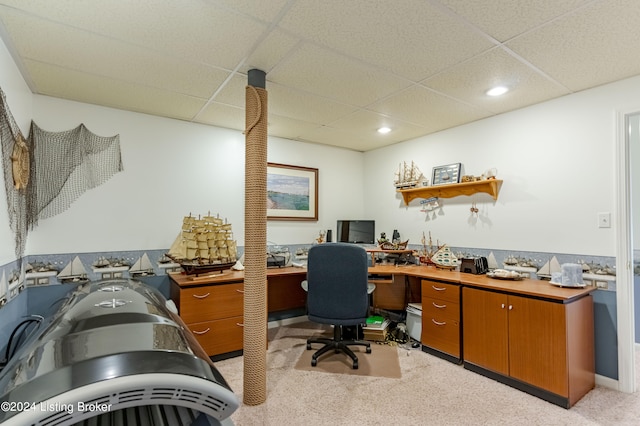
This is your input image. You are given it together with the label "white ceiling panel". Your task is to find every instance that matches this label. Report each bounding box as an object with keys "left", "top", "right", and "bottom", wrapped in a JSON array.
[
  {"left": 438, "top": 0, "right": 593, "bottom": 42},
  {"left": 424, "top": 47, "right": 570, "bottom": 114},
  {"left": 25, "top": 60, "right": 208, "bottom": 121},
  {"left": 1, "top": 0, "right": 639, "bottom": 151},
  {"left": 506, "top": 0, "right": 640, "bottom": 92}
]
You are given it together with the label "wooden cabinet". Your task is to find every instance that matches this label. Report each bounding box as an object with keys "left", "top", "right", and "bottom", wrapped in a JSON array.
[
  {"left": 421, "top": 279, "right": 461, "bottom": 362},
  {"left": 371, "top": 274, "right": 405, "bottom": 310},
  {"left": 170, "top": 279, "right": 245, "bottom": 358},
  {"left": 462, "top": 286, "right": 594, "bottom": 408}
]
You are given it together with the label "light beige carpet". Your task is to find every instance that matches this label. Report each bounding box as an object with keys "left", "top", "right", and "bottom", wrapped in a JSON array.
[
  {"left": 215, "top": 320, "right": 640, "bottom": 426},
  {"left": 295, "top": 332, "right": 401, "bottom": 379}
]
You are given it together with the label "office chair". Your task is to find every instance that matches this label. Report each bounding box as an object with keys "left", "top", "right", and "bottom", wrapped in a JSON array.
[{"left": 305, "top": 242, "right": 371, "bottom": 369}]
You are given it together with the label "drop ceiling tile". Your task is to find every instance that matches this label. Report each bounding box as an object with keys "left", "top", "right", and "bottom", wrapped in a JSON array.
[
  {"left": 268, "top": 43, "right": 411, "bottom": 107},
  {"left": 329, "top": 109, "right": 432, "bottom": 148},
  {"left": 264, "top": 114, "right": 325, "bottom": 141},
  {"left": 267, "top": 83, "right": 358, "bottom": 125},
  {"left": 369, "top": 85, "right": 491, "bottom": 132},
  {"left": 506, "top": 0, "right": 640, "bottom": 92},
  {"left": 209, "top": 0, "right": 292, "bottom": 22},
  {"left": 25, "top": 60, "right": 207, "bottom": 121},
  {"left": 208, "top": 74, "right": 247, "bottom": 108},
  {"left": 278, "top": 0, "right": 493, "bottom": 81},
  {"left": 1, "top": 11, "right": 231, "bottom": 99},
  {"left": 438, "top": 0, "right": 592, "bottom": 42},
  {"left": 192, "top": 102, "right": 246, "bottom": 132},
  {"left": 242, "top": 28, "right": 299, "bottom": 74},
  {"left": 424, "top": 47, "right": 570, "bottom": 113},
  {"left": 0, "top": 0, "right": 267, "bottom": 70},
  {"left": 295, "top": 124, "right": 376, "bottom": 152}
]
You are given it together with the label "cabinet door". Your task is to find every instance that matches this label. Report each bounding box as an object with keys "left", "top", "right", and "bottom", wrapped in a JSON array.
[
  {"left": 508, "top": 295, "right": 568, "bottom": 396},
  {"left": 462, "top": 287, "right": 509, "bottom": 375}
]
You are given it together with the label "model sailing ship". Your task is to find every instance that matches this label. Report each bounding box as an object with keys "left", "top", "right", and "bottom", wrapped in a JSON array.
[
  {"left": 57, "top": 256, "right": 89, "bottom": 283},
  {"left": 394, "top": 161, "right": 426, "bottom": 189},
  {"left": 166, "top": 213, "right": 238, "bottom": 276},
  {"left": 129, "top": 253, "right": 155, "bottom": 277}
]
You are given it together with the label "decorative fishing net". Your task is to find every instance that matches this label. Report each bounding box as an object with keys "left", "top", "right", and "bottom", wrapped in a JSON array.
[{"left": 1, "top": 87, "right": 122, "bottom": 263}]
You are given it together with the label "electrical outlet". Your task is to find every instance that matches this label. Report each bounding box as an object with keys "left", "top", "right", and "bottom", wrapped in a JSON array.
[{"left": 598, "top": 212, "right": 611, "bottom": 228}]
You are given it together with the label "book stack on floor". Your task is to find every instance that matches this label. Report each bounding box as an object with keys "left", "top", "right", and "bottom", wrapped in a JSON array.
[{"left": 363, "top": 315, "right": 390, "bottom": 341}]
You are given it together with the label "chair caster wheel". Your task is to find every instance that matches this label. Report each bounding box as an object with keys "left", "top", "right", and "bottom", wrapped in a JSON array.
[
  {"left": 352, "top": 361, "right": 359, "bottom": 369},
  {"left": 311, "top": 359, "right": 317, "bottom": 367},
  {"left": 366, "top": 347, "right": 372, "bottom": 354}
]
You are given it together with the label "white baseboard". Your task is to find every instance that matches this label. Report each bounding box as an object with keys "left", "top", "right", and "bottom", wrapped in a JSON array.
[{"left": 595, "top": 373, "right": 619, "bottom": 391}]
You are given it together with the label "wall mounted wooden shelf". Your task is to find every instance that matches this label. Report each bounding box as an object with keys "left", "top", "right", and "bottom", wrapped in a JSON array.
[{"left": 397, "top": 179, "right": 503, "bottom": 205}]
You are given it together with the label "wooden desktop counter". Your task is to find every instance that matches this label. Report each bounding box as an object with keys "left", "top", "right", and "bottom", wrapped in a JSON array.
[{"left": 169, "top": 263, "right": 595, "bottom": 408}]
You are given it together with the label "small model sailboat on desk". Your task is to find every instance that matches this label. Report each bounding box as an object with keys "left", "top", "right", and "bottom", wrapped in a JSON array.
[
  {"left": 431, "top": 245, "right": 458, "bottom": 270},
  {"left": 166, "top": 212, "right": 238, "bottom": 277}
]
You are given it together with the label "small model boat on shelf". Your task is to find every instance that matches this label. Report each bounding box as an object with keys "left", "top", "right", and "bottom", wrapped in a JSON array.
[
  {"left": 166, "top": 212, "right": 238, "bottom": 276},
  {"left": 394, "top": 161, "right": 426, "bottom": 189},
  {"left": 129, "top": 253, "right": 155, "bottom": 277},
  {"left": 537, "top": 256, "right": 561, "bottom": 281},
  {"left": 57, "top": 256, "right": 89, "bottom": 283}
]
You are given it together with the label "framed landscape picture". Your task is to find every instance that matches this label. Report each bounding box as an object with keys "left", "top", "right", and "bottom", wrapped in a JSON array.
[{"left": 267, "top": 163, "right": 318, "bottom": 221}]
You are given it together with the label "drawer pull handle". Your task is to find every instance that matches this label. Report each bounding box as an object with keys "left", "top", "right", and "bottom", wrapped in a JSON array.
[
  {"left": 192, "top": 328, "right": 210, "bottom": 335},
  {"left": 432, "top": 302, "right": 446, "bottom": 309},
  {"left": 236, "top": 289, "right": 245, "bottom": 294},
  {"left": 509, "top": 305, "right": 513, "bottom": 310},
  {"left": 431, "top": 285, "right": 446, "bottom": 291},
  {"left": 236, "top": 323, "right": 244, "bottom": 327},
  {"left": 431, "top": 319, "right": 446, "bottom": 326},
  {"left": 192, "top": 293, "right": 210, "bottom": 299},
  {"left": 501, "top": 303, "right": 505, "bottom": 309}
]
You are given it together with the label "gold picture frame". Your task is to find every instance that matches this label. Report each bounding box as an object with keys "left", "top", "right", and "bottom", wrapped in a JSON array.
[{"left": 267, "top": 163, "right": 318, "bottom": 221}]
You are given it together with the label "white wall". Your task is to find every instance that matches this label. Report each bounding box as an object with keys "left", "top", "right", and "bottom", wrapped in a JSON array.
[
  {"left": 0, "top": 37, "right": 32, "bottom": 264},
  {"left": 22, "top": 95, "right": 364, "bottom": 255},
  {"left": 365, "top": 75, "right": 640, "bottom": 257}
]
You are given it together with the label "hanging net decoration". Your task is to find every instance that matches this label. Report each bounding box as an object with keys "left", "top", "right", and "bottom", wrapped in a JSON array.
[
  {"left": 1, "top": 87, "right": 122, "bottom": 262},
  {"left": 27, "top": 122, "right": 122, "bottom": 220}
]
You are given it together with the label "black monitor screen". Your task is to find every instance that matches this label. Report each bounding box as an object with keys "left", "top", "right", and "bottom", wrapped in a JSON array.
[{"left": 336, "top": 220, "right": 375, "bottom": 244}]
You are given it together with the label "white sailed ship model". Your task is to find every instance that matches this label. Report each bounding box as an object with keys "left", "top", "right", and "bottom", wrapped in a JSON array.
[
  {"left": 57, "top": 256, "right": 88, "bottom": 283},
  {"left": 129, "top": 253, "right": 155, "bottom": 277},
  {"left": 431, "top": 244, "right": 458, "bottom": 269},
  {"left": 394, "top": 161, "right": 426, "bottom": 189},
  {"left": 167, "top": 213, "right": 238, "bottom": 276}
]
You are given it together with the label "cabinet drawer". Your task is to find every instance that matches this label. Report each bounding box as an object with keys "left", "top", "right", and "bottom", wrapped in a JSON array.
[
  {"left": 421, "top": 313, "right": 460, "bottom": 358},
  {"left": 179, "top": 283, "right": 243, "bottom": 323},
  {"left": 188, "top": 316, "right": 244, "bottom": 356},
  {"left": 422, "top": 296, "right": 460, "bottom": 322},
  {"left": 421, "top": 280, "right": 459, "bottom": 303}
]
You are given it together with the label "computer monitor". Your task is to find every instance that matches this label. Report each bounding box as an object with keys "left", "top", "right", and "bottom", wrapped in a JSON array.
[{"left": 336, "top": 220, "right": 375, "bottom": 244}]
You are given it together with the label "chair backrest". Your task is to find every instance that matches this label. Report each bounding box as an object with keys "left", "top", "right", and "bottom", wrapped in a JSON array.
[{"left": 306, "top": 242, "right": 369, "bottom": 326}]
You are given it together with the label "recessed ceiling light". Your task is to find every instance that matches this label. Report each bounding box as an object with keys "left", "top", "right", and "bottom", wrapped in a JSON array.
[
  {"left": 377, "top": 126, "right": 391, "bottom": 134},
  {"left": 486, "top": 86, "right": 509, "bottom": 97}
]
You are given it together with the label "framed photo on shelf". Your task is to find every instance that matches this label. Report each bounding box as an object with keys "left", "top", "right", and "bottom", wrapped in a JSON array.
[
  {"left": 431, "top": 163, "right": 462, "bottom": 186},
  {"left": 267, "top": 163, "right": 318, "bottom": 221}
]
